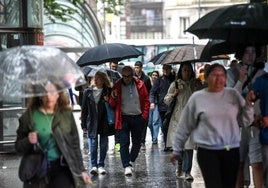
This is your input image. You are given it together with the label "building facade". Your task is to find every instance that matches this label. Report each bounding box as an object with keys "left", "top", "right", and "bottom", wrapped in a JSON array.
[{"left": 104, "top": 0, "right": 248, "bottom": 41}]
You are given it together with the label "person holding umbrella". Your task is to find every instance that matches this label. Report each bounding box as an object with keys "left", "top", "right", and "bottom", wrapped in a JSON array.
[
  {"left": 15, "top": 80, "right": 92, "bottom": 187},
  {"left": 164, "top": 62, "right": 202, "bottom": 181},
  {"left": 109, "top": 66, "right": 150, "bottom": 176},
  {"left": 150, "top": 64, "right": 175, "bottom": 151},
  {"left": 226, "top": 45, "right": 264, "bottom": 188},
  {"left": 171, "top": 63, "right": 255, "bottom": 188}
]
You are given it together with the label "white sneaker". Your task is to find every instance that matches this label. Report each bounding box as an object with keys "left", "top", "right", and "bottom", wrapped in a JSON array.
[
  {"left": 98, "top": 167, "right": 107, "bottom": 175},
  {"left": 185, "top": 173, "right": 194, "bottom": 181},
  {"left": 124, "top": 166, "right": 133, "bottom": 176},
  {"left": 177, "top": 172, "right": 186, "bottom": 179},
  {"left": 130, "top": 161, "right": 135, "bottom": 171},
  {"left": 90, "top": 167, "right": 98, "bottom": 175}
]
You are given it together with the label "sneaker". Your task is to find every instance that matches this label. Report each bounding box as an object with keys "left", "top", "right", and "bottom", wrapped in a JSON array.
[
  {"left": 185, "top": 173, "right": 194, "bottom": 181},
  {"left": 115, "top": 143, "right": 120, "bottom": 151},
  {"left": 178, "top": 172, "right": 186, "bottom": 179},
  {"left": 152, "top": 141, "right": 158, "bottom": 144},
  {"left": 163, "top": 147, "right": 172, "bottom": 152},
  {"left": 124, "top": 166, "right": 133, "bottom": 176},
  {"left": 98, "top": 167, "right": 107, "bottom": 175},
  {"left": 90, "top": 167, "right": 98, "bottom": 175},
  {"left": 130, "top": 161, "right": 135, "bottom": 171}
]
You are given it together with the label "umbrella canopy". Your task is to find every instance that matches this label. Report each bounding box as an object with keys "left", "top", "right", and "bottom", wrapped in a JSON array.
[
  {"left": 201, "top": 39, "right": 237, "bottom": 57},
  {"left": 0, "top": 45, "right": 86, "bottom": 99},
  {"left": 76, "top": 43, "right": 143, "bottom": 66},
  {"left": 160, "top": 44, "right": 229, "bottom": 65},
  {"left": 149, "top": 50, "right": 172, "bottom": 65},
  {"left": 86, "top": 66, "right": 122, "bottom": 84},
  {"left": 186, "top": 3, "right": 268, "bottom": 44}
]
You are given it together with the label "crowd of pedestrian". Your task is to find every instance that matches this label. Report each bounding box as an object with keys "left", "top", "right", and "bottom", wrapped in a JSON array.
[{"left": 15, "top": 48, "right": 268, "bottom": 188}]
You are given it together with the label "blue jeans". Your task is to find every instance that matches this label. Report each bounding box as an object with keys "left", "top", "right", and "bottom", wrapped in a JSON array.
[
  {"left": 148, "top": 105, "right": 162, "bottom": 142},
  {"left": 89, "top": 135, "right": 108, "bottom": 168},
  {"left": 120, "top": 115, "right": 144, "bottom": 168},
  {"left": 182, "top": 149, "right": 193, "bottom": 173}
]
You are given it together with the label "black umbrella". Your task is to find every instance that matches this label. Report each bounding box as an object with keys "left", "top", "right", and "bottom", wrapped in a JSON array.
[
  {"left": 76, "top": 43, "right": 143, "bottom": 66},
  {"left": 186, "top": 3, "right": 268, "bottom": 44},
  {"left": 200, "top": 39, "right": 238, "bottom": 58}
]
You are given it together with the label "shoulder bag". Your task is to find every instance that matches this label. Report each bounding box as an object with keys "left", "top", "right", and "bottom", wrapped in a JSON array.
[
  {"left": 19, "top": 136, "right": 52, "bottom": 182},
  {"left": 162, "top": 81, "right": 178, "bottom": 131}
]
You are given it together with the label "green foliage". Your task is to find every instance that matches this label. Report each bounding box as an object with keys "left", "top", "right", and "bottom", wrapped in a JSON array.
[
  {"left": 44, "top": 0, "right": 80, "bottom": 23},
  {"left": 98, "top": 0, "right": 126, "bottom": 15},
  {"left": 44, "top": 0, "right": 126, "bottom": 23}
]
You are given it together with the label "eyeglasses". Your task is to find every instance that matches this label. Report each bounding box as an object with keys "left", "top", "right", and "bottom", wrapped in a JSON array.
[{"left": 122, "top": 75, "right": 133, "bottom": 79}]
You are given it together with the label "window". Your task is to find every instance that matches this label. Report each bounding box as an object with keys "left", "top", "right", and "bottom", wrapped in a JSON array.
[{"left": 179, "top": 17, "right": 190, "bottom": 37}]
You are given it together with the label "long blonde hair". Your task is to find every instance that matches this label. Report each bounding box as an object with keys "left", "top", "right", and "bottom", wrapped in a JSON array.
[{"left": 93, "top": 71, "right": 112, "bottom": 88}]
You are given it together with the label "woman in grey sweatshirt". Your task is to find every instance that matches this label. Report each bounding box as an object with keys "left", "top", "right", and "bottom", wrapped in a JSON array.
[{"left": 171, "top": 63, "right": 256, "bottom": 188}]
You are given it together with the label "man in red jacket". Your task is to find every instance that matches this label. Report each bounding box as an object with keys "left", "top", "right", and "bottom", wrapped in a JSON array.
[{"left": 109, "top": 66, "right": 150, "bottom": 176}]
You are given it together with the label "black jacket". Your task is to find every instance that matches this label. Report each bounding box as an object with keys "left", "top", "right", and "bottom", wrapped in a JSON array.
[
  {"left": 150, "top": 74, "right": 175, "bottom": 112},
  {"left": 81, "top": 86, "right": 113, "bottom": 138}
]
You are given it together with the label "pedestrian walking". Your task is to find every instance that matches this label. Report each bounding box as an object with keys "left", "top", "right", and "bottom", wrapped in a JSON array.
[
  {"left": 108, "top": 66, "right": 150, "bottom": 176},
  {"left": 148, "top": 71, "right": 161, "bottom": 144},
  {"left": 226, "top": 45, "right": 264, "bottom": 188},
  {"left": 164, "top": 62, "right": 202, "bottom": 181},
  {"left": 150, "top": 64, "right": 175, "bottom": 151},
  {"left": 108, "top": 61, "right": 122, "bottom": 152},
  {"left": 171, "top": 63, "right": 255, "bottom": 188},
  {"left": 15, "top": 80, "right": 91, "bottom": 188},
  {"left": 81, "top": 71, "right": 114, "bottom": 175},
  {"left": 251, "top": 63, "right": 268, "bottom": 187},
  {"left": 134, "top": 61, "right": 152, "bottom": 150}
]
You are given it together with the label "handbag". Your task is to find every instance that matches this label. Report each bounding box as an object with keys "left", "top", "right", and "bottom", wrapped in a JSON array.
[
  {"left": 162, "top": 81, "right": 178, "bottom": 130},
  {"left": 105, "top": 101, "right": 115, "bottom": 125},
  {"left": 259, "top": 127, "right": 268, "bottom": 145},
  {"left": 104, "top": 102, "right": 115, "bottom": 136},
  {"left": 19, "top": 136, "right": 52, "bottom": 182}
]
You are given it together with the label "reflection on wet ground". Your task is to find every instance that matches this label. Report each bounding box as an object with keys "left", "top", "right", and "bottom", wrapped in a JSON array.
[
  {"left": 82, "top": 133, "right": 206, "bottom": 188},
  {"left": 0, "top": 128, "right": 255, "bottom": 188}
]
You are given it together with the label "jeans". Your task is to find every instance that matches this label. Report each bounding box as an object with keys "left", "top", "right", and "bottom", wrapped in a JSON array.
[
  {"left": 182, "top": 149, "right": 193, "bottom": 174},
  {"left": 148, "top": 105, "right": 162, "bottom": 142},
  {"left": 89, "top": 135, "right": 108, "bottom": 168},
  {"left": 120, "top": 115, "right": 144, "bottom": 168}
]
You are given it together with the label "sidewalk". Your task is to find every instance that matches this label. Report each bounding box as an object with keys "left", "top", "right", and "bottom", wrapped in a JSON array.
[
  {"left": 0, "top": 131, "right": 255, "bottom": 188},
  {"left": 0, "top": 108, "right": 255, "bottom": 188}
]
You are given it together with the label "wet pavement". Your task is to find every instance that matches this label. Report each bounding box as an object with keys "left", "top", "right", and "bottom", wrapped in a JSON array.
[
  {"left": 0, "top": 109, "right": 255, "bottom": 187},
  {"left": 0, "top": 132, "right": 207, "bottom": 188},
  {"left": 0, "top": 132, "right": 256, "bottom": 188}
]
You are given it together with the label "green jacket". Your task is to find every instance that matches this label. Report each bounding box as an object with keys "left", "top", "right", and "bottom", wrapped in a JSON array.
[{"left": 15, "top": 109, "right": 86, "bottom": 188}]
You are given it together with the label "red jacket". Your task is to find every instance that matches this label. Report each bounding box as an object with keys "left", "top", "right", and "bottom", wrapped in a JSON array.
[{"left": 108, "top": 77, "right": 150, "bottom": 130}]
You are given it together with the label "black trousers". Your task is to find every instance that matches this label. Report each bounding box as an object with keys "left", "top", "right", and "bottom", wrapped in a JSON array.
[
  {"left": 140, "top": 120, "right": 148, "bottom": 144},
  {"left": 159, "top": 111, "right": 168, "bottom": 147},
  {"left": 197, "top": 147, "right": 239, "bottom": 188}
]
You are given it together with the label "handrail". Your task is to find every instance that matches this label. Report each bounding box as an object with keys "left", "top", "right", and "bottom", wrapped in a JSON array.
[
  {"left": 0, "top": 106, "right": 81, "bottom": 147},
  {"left": 0, "top": 107, "right": 26, "bottom": 112}
]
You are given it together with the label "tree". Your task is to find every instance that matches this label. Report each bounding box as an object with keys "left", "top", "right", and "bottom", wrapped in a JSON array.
[{"left": 44, "top": 0, "right": 125, "bottom": 23}]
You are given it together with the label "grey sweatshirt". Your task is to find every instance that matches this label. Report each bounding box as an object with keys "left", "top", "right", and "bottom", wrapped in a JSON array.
[{"left": 172, "top": 87, "right": 254, "bottom": 155}]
